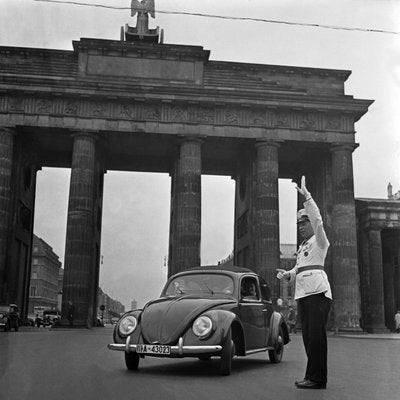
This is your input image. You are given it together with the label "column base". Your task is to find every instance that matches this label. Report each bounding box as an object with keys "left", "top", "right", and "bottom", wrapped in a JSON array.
[
  {"left": 333, "top": 326, "right": 364, "bottom": 333},
  {"left": 365, "top": 325, "right": 390, "bottom": 334}
]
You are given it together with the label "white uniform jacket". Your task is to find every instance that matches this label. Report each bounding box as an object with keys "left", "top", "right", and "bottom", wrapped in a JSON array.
[{"left": 287, "top": 197, "right": 332, "bottom": 300}]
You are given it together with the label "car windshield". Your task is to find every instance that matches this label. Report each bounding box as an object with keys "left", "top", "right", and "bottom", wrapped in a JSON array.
[
  {"left": 164, "top": 273, "right": 234, "bottom": 296},
  {"left": 0, "top": 305, "right": 9, "bottom": 313}
]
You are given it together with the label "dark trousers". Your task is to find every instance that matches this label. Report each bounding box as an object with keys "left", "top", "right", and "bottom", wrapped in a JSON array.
[{"left": 298, "top": 293, "right": 331, "bottom": 384}]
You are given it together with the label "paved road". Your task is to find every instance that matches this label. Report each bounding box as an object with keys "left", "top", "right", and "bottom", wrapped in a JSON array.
[{"left": 1, "top": 326, "right": 399, "bottom": 400}]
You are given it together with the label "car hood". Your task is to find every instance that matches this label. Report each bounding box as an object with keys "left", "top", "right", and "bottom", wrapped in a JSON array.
[{"left": 140, "top": 295, "right": 235, "bottom": 344}]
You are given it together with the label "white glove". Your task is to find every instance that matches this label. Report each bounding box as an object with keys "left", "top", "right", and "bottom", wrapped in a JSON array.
[
  {"left": 276, "top": 268, "right": 290, "bottom": 280},
  {"left": 295, "top": 176, "right": 311, "bottom": 200}
]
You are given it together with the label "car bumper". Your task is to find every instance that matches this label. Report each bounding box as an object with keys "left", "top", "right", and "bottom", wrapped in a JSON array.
[{"left": 108, "top": 336, "right": 222, "bottom": 356}]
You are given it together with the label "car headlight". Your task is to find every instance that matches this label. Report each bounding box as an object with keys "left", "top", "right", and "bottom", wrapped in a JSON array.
[
  {"left": 118, "top": 316, "right": 137, "bottom": 336},
  {"left": 192, "top": 316, "right": 213, "bottom": 339}
]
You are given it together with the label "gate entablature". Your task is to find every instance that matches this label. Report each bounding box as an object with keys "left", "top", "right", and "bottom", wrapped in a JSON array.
[{"left": 1, "top": 39, "right": 371, "bottom": 144}]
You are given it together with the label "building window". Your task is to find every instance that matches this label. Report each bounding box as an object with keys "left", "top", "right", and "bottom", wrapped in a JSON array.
[
  {"left": 33, "top": 246, "right": 38, "bottom": 253},
  {"left": 30, "top": 286, "right": 36, "bottom": 297},
  {"left": 33, "top": 258, "right": 38, "bottom": 265},
  {"left": 32, "top": 272, "right": 37, "bottom": 279}
]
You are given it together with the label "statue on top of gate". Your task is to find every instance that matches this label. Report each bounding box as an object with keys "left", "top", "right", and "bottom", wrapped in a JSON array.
[{"left": 120, "top": 0, "right": 164, "bottom": 43}]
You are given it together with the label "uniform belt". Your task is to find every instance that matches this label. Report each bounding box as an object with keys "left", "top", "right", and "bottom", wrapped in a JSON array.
[{"left": 296, "top": 265, "right": 324, "bottom": 274}]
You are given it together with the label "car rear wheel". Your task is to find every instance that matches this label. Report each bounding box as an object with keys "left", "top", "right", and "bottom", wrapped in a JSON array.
[
  {"left": 220, "top": 327, "right": 234, "bottom": 376},
  {"left": 125, "top": 352, "right": 140, "bottom": 370},
  {"left": 268, "top": 325, "right": 284, "bottom": 363}
]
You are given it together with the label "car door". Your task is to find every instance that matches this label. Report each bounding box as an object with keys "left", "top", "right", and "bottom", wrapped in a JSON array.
[
  {"left": 259, "top": 276, "right": 273, "bottom": 345},
  {"left": 238, "top": 276, "right": 268, "bottom": 350}
]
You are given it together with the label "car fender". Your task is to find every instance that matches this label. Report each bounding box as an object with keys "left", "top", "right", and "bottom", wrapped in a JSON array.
[
  {"left": 181, "top": 309, "right": 242, "bottom": 347},
  {"left": 267, "top": 311, "right": 289, "bottom": 347},
  {"left": 205, "top": 309, "right": 241, "bottom": 343},
  {"left": 114, "top": 309, "right": 143, "bottom": 343}
]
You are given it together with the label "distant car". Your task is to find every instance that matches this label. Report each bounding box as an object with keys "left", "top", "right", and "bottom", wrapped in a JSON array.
[
  {"left": 0, "top": 304, "right": 20, "bottom": 332},
  {"left": 25, "top": 314, "right": 36, "bottom": 326},
  {"left": 108, "top": 266, "right": 290, "bottom": 375},
  {"left": 42, "top": 310, "right": 60, "bottom": 327}
]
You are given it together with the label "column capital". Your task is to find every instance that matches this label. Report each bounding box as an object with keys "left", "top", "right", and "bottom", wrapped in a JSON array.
[
  {"left": 330, "top": 142, "right": 359, "bottom": 153},
  {"left": 255, "top": 139, "right": 282, "bottom": 149},
  {"left": 70, "top": 130, "right": 98, "bottom": 141},
  {"left": 0, "top": 126, "right": 17, "bottom": 136},
  {"left": 176, "top": 135, "right": 205, "bottom": 145}
]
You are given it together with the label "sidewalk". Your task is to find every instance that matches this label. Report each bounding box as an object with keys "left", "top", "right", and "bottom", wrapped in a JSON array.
[
  {"left": 336, "top": 332, "right": 400, "bottom": 340},
  {"left": 290, "top": 330, "right": 400, "bottom": 340}
]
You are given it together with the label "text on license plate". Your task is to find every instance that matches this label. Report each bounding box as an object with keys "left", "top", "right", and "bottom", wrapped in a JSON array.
[{"left": 136, "top": 344, "right": 171, "bottom": 355}]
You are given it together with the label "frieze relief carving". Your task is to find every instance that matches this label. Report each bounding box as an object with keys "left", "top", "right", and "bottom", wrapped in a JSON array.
[
  {"left": 171, "top": 106, "right": 189, "bottom": 122},
  {"left": 119, "top": 104, "right": 134, "bottom": 118},
  {"left": 64, "top": 101, "right": 79, "bottom": 115},
  {"left": 223, "top": 109, "right": 240, "bottom": 124},
  {"left": 273, "top": 112, "right": 290, "bottom": 127},
  {"left": 143, "top": 105, "right": 161, "bottom": 120},
  {"left": 1, "top": 95, "right": 350, "bottom": 133},
  {"left": 325, "top": 116, "right": 341, "bottom": 130},
  {"left": 36, "top": 99, "right": 52, "bottom": 113},
  {"left": 248, "top": 110, "right": 266, "bottom": 126},
  {"left": 299, "top": 113, "right": 317, "bottom": 129},
  {"left": 196, "top": 107, "right": 215, "bottom": 123},
  {"left": 9, "top": 97, "right": 24, "bottom": 112},
  {"left": 91, "top": 102, "right": 108, "bottom": 117}
]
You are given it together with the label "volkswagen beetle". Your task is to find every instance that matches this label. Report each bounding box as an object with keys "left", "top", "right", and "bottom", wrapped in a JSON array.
[{"left": 108, "top": 266, "right": 290, "bottom": 375}]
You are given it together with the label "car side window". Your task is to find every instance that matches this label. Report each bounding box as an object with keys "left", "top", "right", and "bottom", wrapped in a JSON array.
[
  {"left": 240, "top": 277, "right": 260, "bottom": 301},
  {"left": 259, "top": 277, "right": 272, "bottom": 302}
]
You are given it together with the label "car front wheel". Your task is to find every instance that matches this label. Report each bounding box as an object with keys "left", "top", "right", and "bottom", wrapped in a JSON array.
[
  {"left": 125, "top": 352, "right": 140, "bottom": 370},
  {"left": 268, "top": 325, "right": 284, "bottom": 363},
  {"left": 220, "top": 327, "right": 234, "bottom": 375}
]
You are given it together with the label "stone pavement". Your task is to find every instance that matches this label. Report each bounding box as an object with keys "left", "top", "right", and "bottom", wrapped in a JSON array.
[{"left": 2, "top": 326, "right": 399, "bottom": 400}]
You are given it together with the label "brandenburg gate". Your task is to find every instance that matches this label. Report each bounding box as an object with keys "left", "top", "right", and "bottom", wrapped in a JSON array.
[{"left": 0, "top": 8, "right": 372, "bottom": 329}]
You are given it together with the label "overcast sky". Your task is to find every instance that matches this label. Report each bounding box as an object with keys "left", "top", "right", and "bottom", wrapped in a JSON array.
[{"left": 1, "top": 0, "right": 399, "bottom": 309}]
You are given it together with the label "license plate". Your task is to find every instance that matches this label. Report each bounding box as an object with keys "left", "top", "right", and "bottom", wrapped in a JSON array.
[{"left": 136, "top": 344, "right": 171, "bottom": 355}]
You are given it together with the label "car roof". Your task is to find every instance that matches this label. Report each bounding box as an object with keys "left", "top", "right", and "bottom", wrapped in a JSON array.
[{"left": 178, "top": 265, "right": 256, "bottom": 275}]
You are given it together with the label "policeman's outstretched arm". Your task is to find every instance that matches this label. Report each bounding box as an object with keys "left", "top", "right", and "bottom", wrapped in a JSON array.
[{"left": 295, "top": 176, "right": 311, "bottom": 200}]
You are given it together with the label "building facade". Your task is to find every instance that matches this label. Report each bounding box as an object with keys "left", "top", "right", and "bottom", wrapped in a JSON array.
[
  {"left": 98, "top": 287, "right": 125, "bottom": 323},
  {"left": 28, "top": 235, "right": 61, "bottom": 314},
  {"left": 356, "top": 196, "right": 400, "bottom": 332}
]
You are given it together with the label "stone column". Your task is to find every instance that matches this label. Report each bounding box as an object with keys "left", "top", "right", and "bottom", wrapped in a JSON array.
[
  {"left": 330, "top": 144, "right": 361, "bottom": 331},
  {"left": 367, "top": 229, "right": 387, "bottom": 331},
  {"left": 0, "top": 127, "right": 15, "bottom": 302},
  {"left": 396, "top": 241, "right": 400, "bottom": 312},
  {"left": 253, "top": 140, "right": 280, "bottom": 297},
  {"left": 358, "top": 228, "right": 371, "bottom": 330},
  {"left": 61, "top": 132, "right": 97, "bottom": 328},
  {"left": 169, "top": 138, "right": 202, "bottom": 276}
]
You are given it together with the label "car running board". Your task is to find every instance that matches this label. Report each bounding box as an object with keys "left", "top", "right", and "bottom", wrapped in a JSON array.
[{"left": 245, "top": 347, "right": 273, "bottom": 355}]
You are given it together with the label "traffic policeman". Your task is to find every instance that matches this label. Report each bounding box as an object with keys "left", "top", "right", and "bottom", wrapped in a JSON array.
[{"left": 277, "top": 176, "right": 331, "bottom": 389}]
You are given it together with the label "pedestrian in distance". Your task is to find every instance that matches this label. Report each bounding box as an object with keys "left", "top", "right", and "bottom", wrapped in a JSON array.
[
  {"left": 287, "top": 307, "right": 297, "bottom": 334},
  {"left": 277, "top": 176, "right": 332, "bottom": 389},
  {"left": 67, "top": 301, "right": 75, "bottom": 328},
  {"left": 35, "top": 314, "right": 41, "bottom": 328},
  {"left": 395, "top": 310, "right": 400, "bottom": 333}
]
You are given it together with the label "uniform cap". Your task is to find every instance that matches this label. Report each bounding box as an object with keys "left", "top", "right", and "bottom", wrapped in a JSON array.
[{"left": 297, "top": 209, "right": 310, "bottom": 223}]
